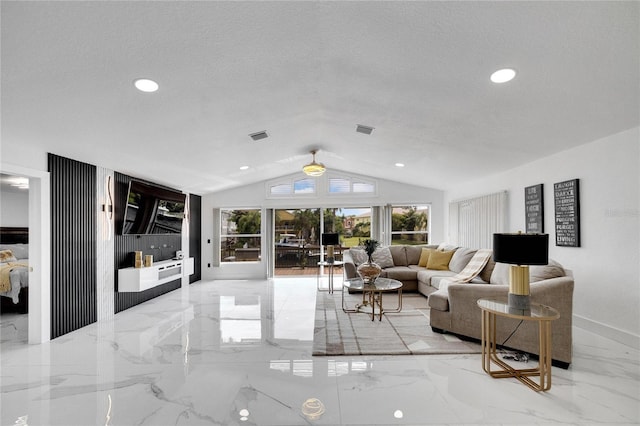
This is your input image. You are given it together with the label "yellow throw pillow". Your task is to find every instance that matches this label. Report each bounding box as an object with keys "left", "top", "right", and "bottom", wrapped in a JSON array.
[
  {"left": 418, "top": 248, "right": 434, "bottom": 267},
  {"left": 426, "top": 250, "right": 455, "bottom": 271}
]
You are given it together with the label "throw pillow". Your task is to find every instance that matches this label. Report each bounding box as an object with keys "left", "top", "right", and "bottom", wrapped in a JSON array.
[
  {"left": 426, "top": 250, "right": 455, "bottom": 270},
  {"left": 448, "top": 247, "right": 477, "bottom": 273},
  {"left": 0, "top": 249, "right": 17, "bottom": 263},
  {"left": 489, "top": 262, "right": 510, "bottom": 285},
  {"left": 437, "top": 242, "right": 458, "bottom": 251},
  {"left": 349, "top": 248, "right": 368, "bottom": 266},
  {"left": 418, "top": 248, "right": 434, "bottom": 267},
  {"left": 372, "top": 247, "right": 395, "bottom": 268},
  {"left": 530, "top": 259, "right": 565, "bottom": 282}
]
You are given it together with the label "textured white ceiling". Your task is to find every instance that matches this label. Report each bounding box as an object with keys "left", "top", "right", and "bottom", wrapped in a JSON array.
[{"left": 1, "top": 1, "right": 638, "bottom": 194}]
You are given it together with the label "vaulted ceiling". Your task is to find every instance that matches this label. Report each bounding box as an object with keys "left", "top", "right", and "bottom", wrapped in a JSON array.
[{"left": 2, "top": 1, "right": 638, "bottom": 195}]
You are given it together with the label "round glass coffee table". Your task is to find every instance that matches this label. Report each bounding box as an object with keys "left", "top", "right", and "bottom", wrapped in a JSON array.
[{"left": 342, "top": 277, "right": 403, "bottom": 321}]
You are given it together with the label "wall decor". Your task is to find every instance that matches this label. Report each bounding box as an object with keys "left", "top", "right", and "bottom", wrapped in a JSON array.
[
  {"left": 554, "top": 179, "right": 580, "bottom": 247},
  {"left": 525, "top": 184, "right": 544, "bottom": 233}
]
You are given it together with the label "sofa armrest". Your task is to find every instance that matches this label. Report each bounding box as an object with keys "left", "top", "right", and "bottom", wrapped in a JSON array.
[{"left": 343, "top": 250, "right": 358, "bottom": 279}]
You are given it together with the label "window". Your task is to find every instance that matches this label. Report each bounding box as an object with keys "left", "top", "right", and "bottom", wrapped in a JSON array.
[
  {"left": 268, "top": 178, "right": 316, "bottom": 197},
  {"left": 267, "top": 172, "right": 376, "bottom": 199},
  {"left": 220, "top": 208, "right": 262, "bottom": 262},
  {"left": 328, "top": 175, "right": 376, "bottom": 195},
  {"left": 390, "top": 205, "right": 430, "bottom": 245}
]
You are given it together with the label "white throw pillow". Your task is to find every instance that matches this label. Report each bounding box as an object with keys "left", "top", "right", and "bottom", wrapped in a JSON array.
[
  {"left": 372, "top": 247, "right": 394, "bottom": 268},
  {"left": 349, "top": 248, "right": 368, "bottom": 266}
]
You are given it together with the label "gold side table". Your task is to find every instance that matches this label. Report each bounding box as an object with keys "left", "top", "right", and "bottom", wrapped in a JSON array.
[{"left": 477, "top": 298, "right": 560, "bottom": 391}]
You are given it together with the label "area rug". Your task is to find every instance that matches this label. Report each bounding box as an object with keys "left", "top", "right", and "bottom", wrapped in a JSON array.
[{"left": 312, "top": 290, "right": 481, "bottom": 356}]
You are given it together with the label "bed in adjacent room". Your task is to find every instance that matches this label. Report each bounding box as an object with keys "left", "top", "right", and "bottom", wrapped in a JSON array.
[{"left": 0, "top": 227, "right": 29, "bottom": 313}]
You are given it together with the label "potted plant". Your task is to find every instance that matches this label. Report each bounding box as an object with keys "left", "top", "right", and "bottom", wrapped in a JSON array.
[{"left": 357, "top": 239, "right": 382, "bottom": 283}]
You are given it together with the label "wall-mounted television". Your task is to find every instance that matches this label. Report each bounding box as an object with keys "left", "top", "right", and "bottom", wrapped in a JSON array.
[{"left": 122, "top": 180, "right": 186, "bottom": 235}]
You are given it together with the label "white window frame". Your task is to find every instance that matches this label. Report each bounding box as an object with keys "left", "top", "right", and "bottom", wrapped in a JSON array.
[
  {"left": 388, "top": 204, "right": 431, "bottom": 245},
  {"left": 326, "top": 172, "right": 377, "bottom": 197},
  {"left": 220, "top": 208, "right": 263, "bottom": 263},
  {"left": 266, "top": 177, "right": 318, "bottom": 198}
]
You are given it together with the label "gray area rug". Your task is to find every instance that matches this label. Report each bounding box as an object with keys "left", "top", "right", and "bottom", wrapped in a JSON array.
[{"left": 312, "top": 289, "right": 481, "bottom": 356}]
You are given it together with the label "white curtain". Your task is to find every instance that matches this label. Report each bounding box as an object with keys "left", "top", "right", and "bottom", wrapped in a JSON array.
[{"left": 449, "top": 191, "right": 507, "bottom": 249}]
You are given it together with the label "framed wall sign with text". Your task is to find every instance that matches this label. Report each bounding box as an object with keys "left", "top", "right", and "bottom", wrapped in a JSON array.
[
  {"left": 525, "top": 184, "right": 544, "bottom": 233},
  {"left": 554, "top": 179, "right": 580, "bottom": 247}
]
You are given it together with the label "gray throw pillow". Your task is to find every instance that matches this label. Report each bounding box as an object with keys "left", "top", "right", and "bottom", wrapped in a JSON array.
[
  {"left": 448, "top": 247, "right": 477, "bottom": 273},
  {"left": 349, "top": 248, "right": 368, "bottom": 266},
  {"left": 372, "top": 247, "right": 395, "bottom": 268}
]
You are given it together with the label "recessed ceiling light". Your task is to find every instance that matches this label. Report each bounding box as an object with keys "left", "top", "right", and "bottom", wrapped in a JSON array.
[
  {"left": 395, "top": 163, "right": 405, "bottom": 168},
  {"left": 490, "top": 68, "right": 516, "bottom": 83},
  {"left": 134, "top": 78, "right": 159, "bottom": 92},
  {"left": 239, "top": 165, "right": 249, "bottom": 170}
]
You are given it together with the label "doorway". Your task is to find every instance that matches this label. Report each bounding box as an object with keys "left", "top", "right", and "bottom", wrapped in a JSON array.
[
  {"left": 0, "top": 163, "right": 51, "bottom": 344},
  {"left": 272, "top": 207, "right": 372, "bottom": 277},
  {"left": 0, "top": 173, "right": 29, "bottom": 344}
]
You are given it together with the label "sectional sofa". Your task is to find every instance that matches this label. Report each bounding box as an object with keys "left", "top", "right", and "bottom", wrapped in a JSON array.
[{"left": 343, "top": 244, "right": 574, "bottom": 367}]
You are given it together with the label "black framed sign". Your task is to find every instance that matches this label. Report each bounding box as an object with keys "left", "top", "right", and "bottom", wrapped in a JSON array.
[
  {"left": 554, "top": 179, "right": 580, "bottom": 247},
  {"left": 525, "top": 184, "right": 544, "bottom": 233}
]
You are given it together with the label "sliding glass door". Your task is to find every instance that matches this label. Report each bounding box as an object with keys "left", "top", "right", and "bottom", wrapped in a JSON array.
[{"left": 273, "top": 207, "right": 371, "bottom": 276}]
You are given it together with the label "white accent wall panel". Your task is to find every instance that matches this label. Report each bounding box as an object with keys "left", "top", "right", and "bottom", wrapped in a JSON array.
[{"left": 96, "top": 166, "right": 115, "bottom": 321}]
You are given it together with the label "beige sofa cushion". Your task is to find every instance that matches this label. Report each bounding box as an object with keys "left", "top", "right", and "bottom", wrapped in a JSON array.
[
  {"left": 385, "top": 266, "right": 418, "bottom": 282},
  {"left": 405, "top": 245, "right": 424, "bottom": 265},
  {"left": 389, "top": 245, "right": 408, "bottom": 266},
  {"left": 490, "top": 259, "right": 566, "bottom": 285},
  {"left": 448, "top": 247, "right": 477, "bottom": 273},
  {"left": 417, "top": 269, "right": 457, "bottom": 288},
  {"left": 479, "top": 258, "right": 496, "bottom": 283}
]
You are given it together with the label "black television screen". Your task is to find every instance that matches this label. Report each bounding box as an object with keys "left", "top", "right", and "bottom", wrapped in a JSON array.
[
  {"left": 122, "top": 180, "right": 186, "bottom": 235},
  {"left": 321, "top": 233, "right": 340, "bottom": 246}
]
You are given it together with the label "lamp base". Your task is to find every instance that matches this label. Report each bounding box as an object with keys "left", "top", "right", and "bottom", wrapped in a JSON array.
[
  {"left": 508, "top": 293, "right": 531, "bottom": 311},
  {"left": 326, "top": 245, "right": 335, "bottom": 264}
]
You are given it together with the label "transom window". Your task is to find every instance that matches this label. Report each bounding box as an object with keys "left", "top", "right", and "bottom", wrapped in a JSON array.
[
  {"left": 267, "top": 173, "right": 376, "bottom": 198},
  {"left": 268, "top": 178, "right": 317, "bottom": 197}
]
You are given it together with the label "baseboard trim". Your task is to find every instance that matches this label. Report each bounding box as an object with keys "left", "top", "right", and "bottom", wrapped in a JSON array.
[{"left": 574, "top": 314, "right": 640, "bottom": 350}]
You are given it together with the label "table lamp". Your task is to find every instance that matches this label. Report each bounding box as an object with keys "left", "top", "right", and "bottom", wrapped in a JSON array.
[
  {"left": 321, "top": 233, "right": 339, "bottom": 263},
  {"left": 493, "top": 232, "right": 549, "bottom": 310}
]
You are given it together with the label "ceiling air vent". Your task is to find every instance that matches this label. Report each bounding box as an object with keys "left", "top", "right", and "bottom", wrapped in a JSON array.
[
  {"left": 356, "top": 124, "right": 374, "bottom": 135},
  {"left": 249, "top": 130, "right": 268, "bottom": 141}
]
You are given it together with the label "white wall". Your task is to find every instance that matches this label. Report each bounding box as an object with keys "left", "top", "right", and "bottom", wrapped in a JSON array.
[
  {"left": 0, "top": 190, "right": 29, "bottom": 226},
  {"left": 446, "top": 127, "right": 640, "bottom": 348},
  {"left": 201, "top": 171, "right": 446, "bottom": 280}
]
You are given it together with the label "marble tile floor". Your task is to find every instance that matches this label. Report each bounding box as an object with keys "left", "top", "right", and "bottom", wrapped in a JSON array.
[{"left": 1, "top": 277, "right": 639, "bottom": 426}]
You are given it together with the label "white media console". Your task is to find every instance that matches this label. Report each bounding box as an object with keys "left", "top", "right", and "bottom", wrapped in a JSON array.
[{"left": 118, "top": 257, "right": 195, "bottom": 292}]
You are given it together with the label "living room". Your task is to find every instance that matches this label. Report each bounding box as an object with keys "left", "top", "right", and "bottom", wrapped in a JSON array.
[{"left": 1, "top": 1, "right": 638, "bottom": 424}]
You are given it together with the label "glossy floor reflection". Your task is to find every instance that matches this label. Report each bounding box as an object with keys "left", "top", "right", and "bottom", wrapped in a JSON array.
[{"left": 1, "top": 278, "right": 639, "bottom": 425}]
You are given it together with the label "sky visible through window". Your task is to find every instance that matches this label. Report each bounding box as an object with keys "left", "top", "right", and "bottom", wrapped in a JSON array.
[{"left": 293, "top": 179, "right": 314, "bottom": 194}]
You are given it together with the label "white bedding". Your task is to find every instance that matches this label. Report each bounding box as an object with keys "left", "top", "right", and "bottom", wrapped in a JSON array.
[{"left": 0, "top": 243, "right": 29, "bottom": 304}]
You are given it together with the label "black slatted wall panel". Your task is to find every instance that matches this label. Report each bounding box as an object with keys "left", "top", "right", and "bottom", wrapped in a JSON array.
[
  {"left": 48, "top": 154, "right": 97, "bottom": 339},
  {"left": 114, "top": 172, "right": 182, "bottom": 313},
  {"left": 189, "top": 194, "right": 202, "bottom": 283}
]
